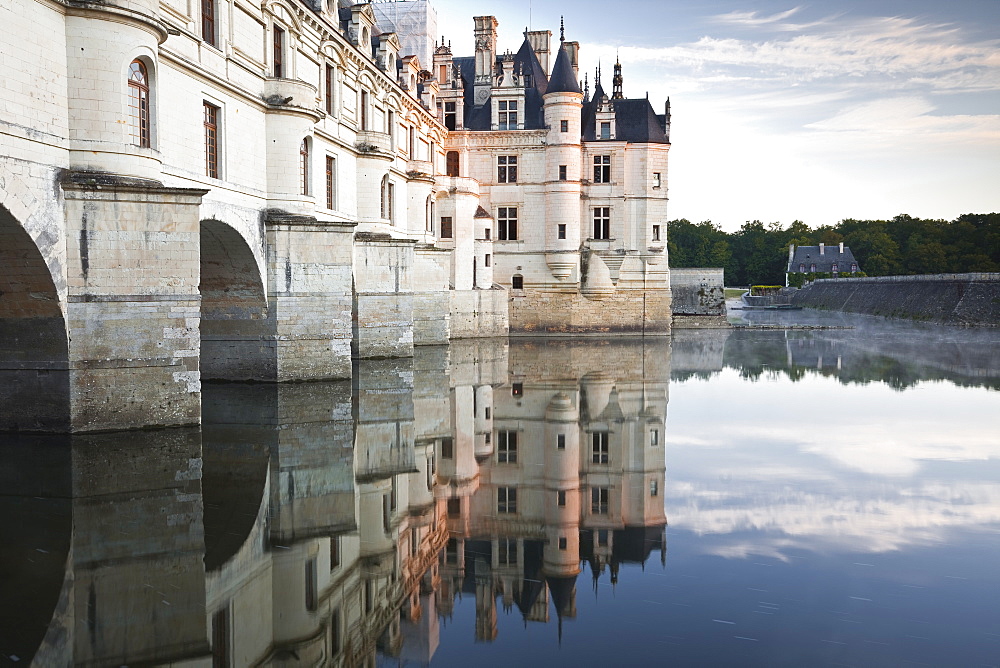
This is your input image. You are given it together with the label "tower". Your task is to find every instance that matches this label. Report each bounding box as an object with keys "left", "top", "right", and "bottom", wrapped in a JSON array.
[{"left": 542, "top": 37, "right": 584, "bottom": 282}]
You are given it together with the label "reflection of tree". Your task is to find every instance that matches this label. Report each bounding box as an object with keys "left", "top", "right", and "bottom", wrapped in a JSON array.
[{"left": 712, "top": 329, "right": 1000, "bottom": 392}]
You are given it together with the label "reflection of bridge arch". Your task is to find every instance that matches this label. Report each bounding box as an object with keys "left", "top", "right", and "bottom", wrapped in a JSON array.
[
  {"left": 0, "top": 203, "right": 70, "bottom": 431},
  {"left": 199, "top": 218, "right": 271, "bottom": 380}
]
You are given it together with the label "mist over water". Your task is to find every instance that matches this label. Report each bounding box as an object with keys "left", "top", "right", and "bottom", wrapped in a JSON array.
[{"left": 2, "top": 317, "right": 998, "bottom": 666}]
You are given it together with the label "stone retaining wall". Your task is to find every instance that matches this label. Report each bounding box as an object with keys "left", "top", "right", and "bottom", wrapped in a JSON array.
[{"left": 791, "top": 273, "right": 1000, "bottom": 326}]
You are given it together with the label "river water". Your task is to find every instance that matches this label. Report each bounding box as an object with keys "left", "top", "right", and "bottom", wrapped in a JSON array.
[{"left": 2, "top": 311, "right": 998, "bottom": 666}]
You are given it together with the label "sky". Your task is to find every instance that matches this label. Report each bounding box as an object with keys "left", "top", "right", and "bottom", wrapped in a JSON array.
[{"left": 430, "top": 0, "right": 1000, "bottom": 232}]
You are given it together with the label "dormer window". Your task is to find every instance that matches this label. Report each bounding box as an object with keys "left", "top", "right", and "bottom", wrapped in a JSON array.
[
  {"left": 799, "top": 263, "right": 805, "bottom": 272},
  {"left": 600, "top": 122, "right": 611, "bottom": 139},
  {"left": 498, "top": 100, "right": 517, "bottom": 130}
]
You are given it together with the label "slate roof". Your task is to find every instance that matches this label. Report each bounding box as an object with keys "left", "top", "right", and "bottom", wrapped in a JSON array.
[
  {"left": 788, "top": 245, "right": 860, "bottom": 273},
  {"left": 581, "top": 84, "right": 669, "bottom": 144},
  {"left": 546, "top": 43, "right": 581, "bottom": 94}
]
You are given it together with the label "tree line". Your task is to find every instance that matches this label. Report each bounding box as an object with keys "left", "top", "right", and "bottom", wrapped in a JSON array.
[{"left": 667, "top": 213, "right": 1000, "bottom": 286}]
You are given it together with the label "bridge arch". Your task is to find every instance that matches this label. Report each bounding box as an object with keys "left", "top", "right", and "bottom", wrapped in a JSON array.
[
  {"left": 200, "top": 218, "right": 272, "bottom": 380},
  {"left": 0, "top": 203, "right": 70, "bottom": 431}
]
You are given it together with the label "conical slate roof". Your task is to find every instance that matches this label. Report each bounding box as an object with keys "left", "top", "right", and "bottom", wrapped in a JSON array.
[{"left": 546, "top": 44, "right": 581, "bottom": 95}]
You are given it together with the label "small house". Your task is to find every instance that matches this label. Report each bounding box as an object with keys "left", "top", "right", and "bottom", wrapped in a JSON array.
[{"left": 786, "top": 243, "right": 860, "bottom": 285}]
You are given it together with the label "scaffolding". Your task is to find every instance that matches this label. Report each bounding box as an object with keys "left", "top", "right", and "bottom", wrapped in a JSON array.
[{"left": 372, "top": 0, "right": 438, "bottom": 71}]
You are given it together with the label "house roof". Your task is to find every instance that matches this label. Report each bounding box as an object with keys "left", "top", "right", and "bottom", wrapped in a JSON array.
[
  {"left": 581, "top": 83, "right": 669, "bottom": 144},
  {"left": 788, "top": 245, "right": 860, "bottom": 273}
]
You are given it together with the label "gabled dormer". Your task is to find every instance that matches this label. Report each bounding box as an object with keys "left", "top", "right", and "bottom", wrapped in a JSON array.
[
  {"left": 491, "top": 52, "right": 525, "bottom": 130},
  {"left": 348, "top": 4, "right": 376, "bottom": 55},
  {"left": 376, "top": 32, "right": 401, "bottom": 73},
  {"left": 595, "top": 94, "right": 615, "bottom": 140},
  {"left": 434, "top": 38, "right": 464, "bottom": 130},
  {"left": 421, "top": 75, "right": 439, "bottom": 112},
  {"left": 399, "top": 55, "right": 421, "bottom": 98}
]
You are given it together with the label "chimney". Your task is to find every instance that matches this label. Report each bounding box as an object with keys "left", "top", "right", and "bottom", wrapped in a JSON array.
[
  {"left": 526, "top": 30, "right": 551, "bottom": 73},
  {"left": 788, "top": 244, "right": 795, "bottom": 264},
  {"left": 563, "top": 41, "right": 580, "bottom": 79},
  {"left": 819, "top": 242, "right": 825, "bottom": 255},
  {"left": 839, "top": 242, "right": 844, "bottom": 254},
  {"left": 473, "top": 16, "right": 498, "bottom": 106}
]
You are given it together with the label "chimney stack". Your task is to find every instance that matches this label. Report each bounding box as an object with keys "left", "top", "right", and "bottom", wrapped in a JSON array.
[
  {"left": 839, "top": 242, "right": 844, "bottom": 254},
  {"left": 819, "top": 242, "right": 825, "bottom": 255}
]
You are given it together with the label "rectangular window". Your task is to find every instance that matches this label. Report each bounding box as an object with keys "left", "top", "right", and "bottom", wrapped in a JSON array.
[
  {"left": 441, "top": 436, "right": 454, "bottom": 459},
  {"left": 597, "top": 529, "right": 609, "bottom": 546},
  {"left": 559, "top": 165, "right": 567, "bottom": 181},
  {"left": 444, "top": 101, "right": 457, "bottom": 130},
  {"left": 325, "top": 64, "right": 335, "bottom": 115},
  {"left": 440, "top": 216, "right": 453, "bottom": 239},
  {"left": 497, "top": 207, "right": 517, "bottom": 240},
  {"left": 594, "top": 155, "right": 611, "bottom": 183},
  {"left": 498, "top": 100, "right": 518, "bottom": 130},
  {"left": 558, "top": 536, "right": 568, "bottom": 550},
  {"left": 409, "top": 126, "right": 415, "bottom": 155},
  {"left": 592, "top": 487, "right": 609, "bottom": 514},
  {"left": 330, "top": 611, "right": 341, "bottom": 655},
  {"left": 653, "top": 172, "right": 661, "bottom": 188},
  {"left": 557, "top": 433, "right": 565, "bottom": 450},
  {"left": 560, "top": 119, "right": 568, "bottom": 133},
  {"left": 202, "top": 0, "right": 216, "bottom": 47},
  {"left": 557, "top": 490, "right": 566, "bottom": 506},
  {"left": 499, "top": 538, "right": 517, "bottom": 565},
  {"left": 446, "top": 538, "right": 459, "bottom": 564},
  {"left": 211, "top": 607, "right": 230, "bottom": 668},
  {"left": 485, "top": 253, "right": 491, "bottom": 267},
  {"left": 447, "top": 497, "right": 460, "bottom": 517},
  {"left": 305, "top": 558, "right": 318, "bottom": 611},
  {"left": 652, "top": 224, "right": 660, "bottom": 242},
  {"left": 497, "top": 155, "right": 517, "bottom": 183},
  {"left": 203, "top": 102, "right": 219, "bottom": 179},
  {"left": 485, "top": 228, "right": 491, "bottom": 240},
  {"left": 498, "top": 487, "right": 517, "bottom": 514},
  {"left": 600, "top": 122, "right": 611, "bottom": 139},
  {"left": 330, "top": 535, "right": 341, "bottom": 570},
  {"left": 511, "top": 275, "right": 523, "bottom": 290},
  {"left": 650, "top": 479, "right": 659, "bottom": 497},
  {"left": 592, "top": 431, "right": 609, "bottom": 464},
  {"left": 325, "top": 156, "right": 336, "bottom": 210},
  {"left": 497, "top": 430, "right": 517, "bottom": 463},
  {"left": 651, "top": 428, "right": 659, "bottom": 446},
  {"left": 558, "top": 224, "right": 566, "bottom": 239},
  {"left": 512, "top": 382, "right": 523, "bottom": 397},
  {"left": 273, "top": 26, "right": 285, "bottom": 78},
  {"left": 593, "top": 207, "right": 611, "bottom": 240}
]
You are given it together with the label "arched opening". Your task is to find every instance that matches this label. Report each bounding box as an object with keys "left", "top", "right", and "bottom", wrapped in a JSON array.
[
  {"left": 0, "top": 205, "right": 69, "bottom": 431},
  {"left": 200, "top": 219, "right": 269, "bottom": 380},
  {"left": 446, "top": 150, "right": 459, "bottom": 177}
]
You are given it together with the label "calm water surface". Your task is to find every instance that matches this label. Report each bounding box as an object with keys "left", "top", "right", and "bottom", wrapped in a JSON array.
[{"left": 2, "top": 312, "right": 999, "bottom": 666}]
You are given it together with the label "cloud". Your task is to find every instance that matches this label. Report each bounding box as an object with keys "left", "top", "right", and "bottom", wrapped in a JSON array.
[{"left": 586, "top": 15, "right": 1000, "bottom": 93}]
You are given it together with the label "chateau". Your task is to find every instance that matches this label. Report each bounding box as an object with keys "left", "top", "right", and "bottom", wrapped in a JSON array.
[{"left": 0, "top": 0, "right": 672, "bottom": 431}]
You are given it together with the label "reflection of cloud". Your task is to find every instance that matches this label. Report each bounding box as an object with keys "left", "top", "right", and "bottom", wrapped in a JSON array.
[{"left": 669, "top": 482, "right": 1000, "bottom": 557}]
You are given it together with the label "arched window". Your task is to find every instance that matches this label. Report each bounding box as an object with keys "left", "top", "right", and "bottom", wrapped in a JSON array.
[
  {"left": 128, "top": 60, "right": 151, "bottom": 148},
  {"left": 446, "top": 151, "right": 459, "bottom": 177},
  {"left": 380, "top": 175, "right": 393, "bottom": 221},
  {"left": 300, "top": 139, "right": 310, "bottom": 195}
]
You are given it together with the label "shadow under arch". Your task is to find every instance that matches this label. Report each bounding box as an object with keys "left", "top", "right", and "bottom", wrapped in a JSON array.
[
  {"left": 199, "top": 218, "right": 272, "bottom": 380},
  {"left": 0, "top": 204, "right": 70, "bottom": 431}
]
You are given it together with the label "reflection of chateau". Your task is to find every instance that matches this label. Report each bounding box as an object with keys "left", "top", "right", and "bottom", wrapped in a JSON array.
[
  {"left": 437, "top": 340, "right": 669, "bottom": 641},
  {"left": 0, "top": 339, "right": 669, "bottom": 665}
]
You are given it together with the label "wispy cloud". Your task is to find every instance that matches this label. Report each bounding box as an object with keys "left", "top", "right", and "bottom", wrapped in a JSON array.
[{"left": 588, "top": 15, "right": 1000, "bottom": 93}]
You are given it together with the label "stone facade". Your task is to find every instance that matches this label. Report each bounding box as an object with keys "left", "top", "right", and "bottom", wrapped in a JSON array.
[
  {"left": 435, "top": 21, "right": 674, "bottom": 335},
  {"left": 670, "top": 267, "right": 728, "bottom": 328},
  {"left": 791, "top": 273, "right": 1000, "bottom": 326},
  {"left": 1, "top": 0, "right": 515, "bottom": 431}
]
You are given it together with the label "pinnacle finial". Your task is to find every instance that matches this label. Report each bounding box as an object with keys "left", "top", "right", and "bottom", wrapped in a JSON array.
[{"left": 560, "top": 16, "right": 565, "bottom": 42}]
